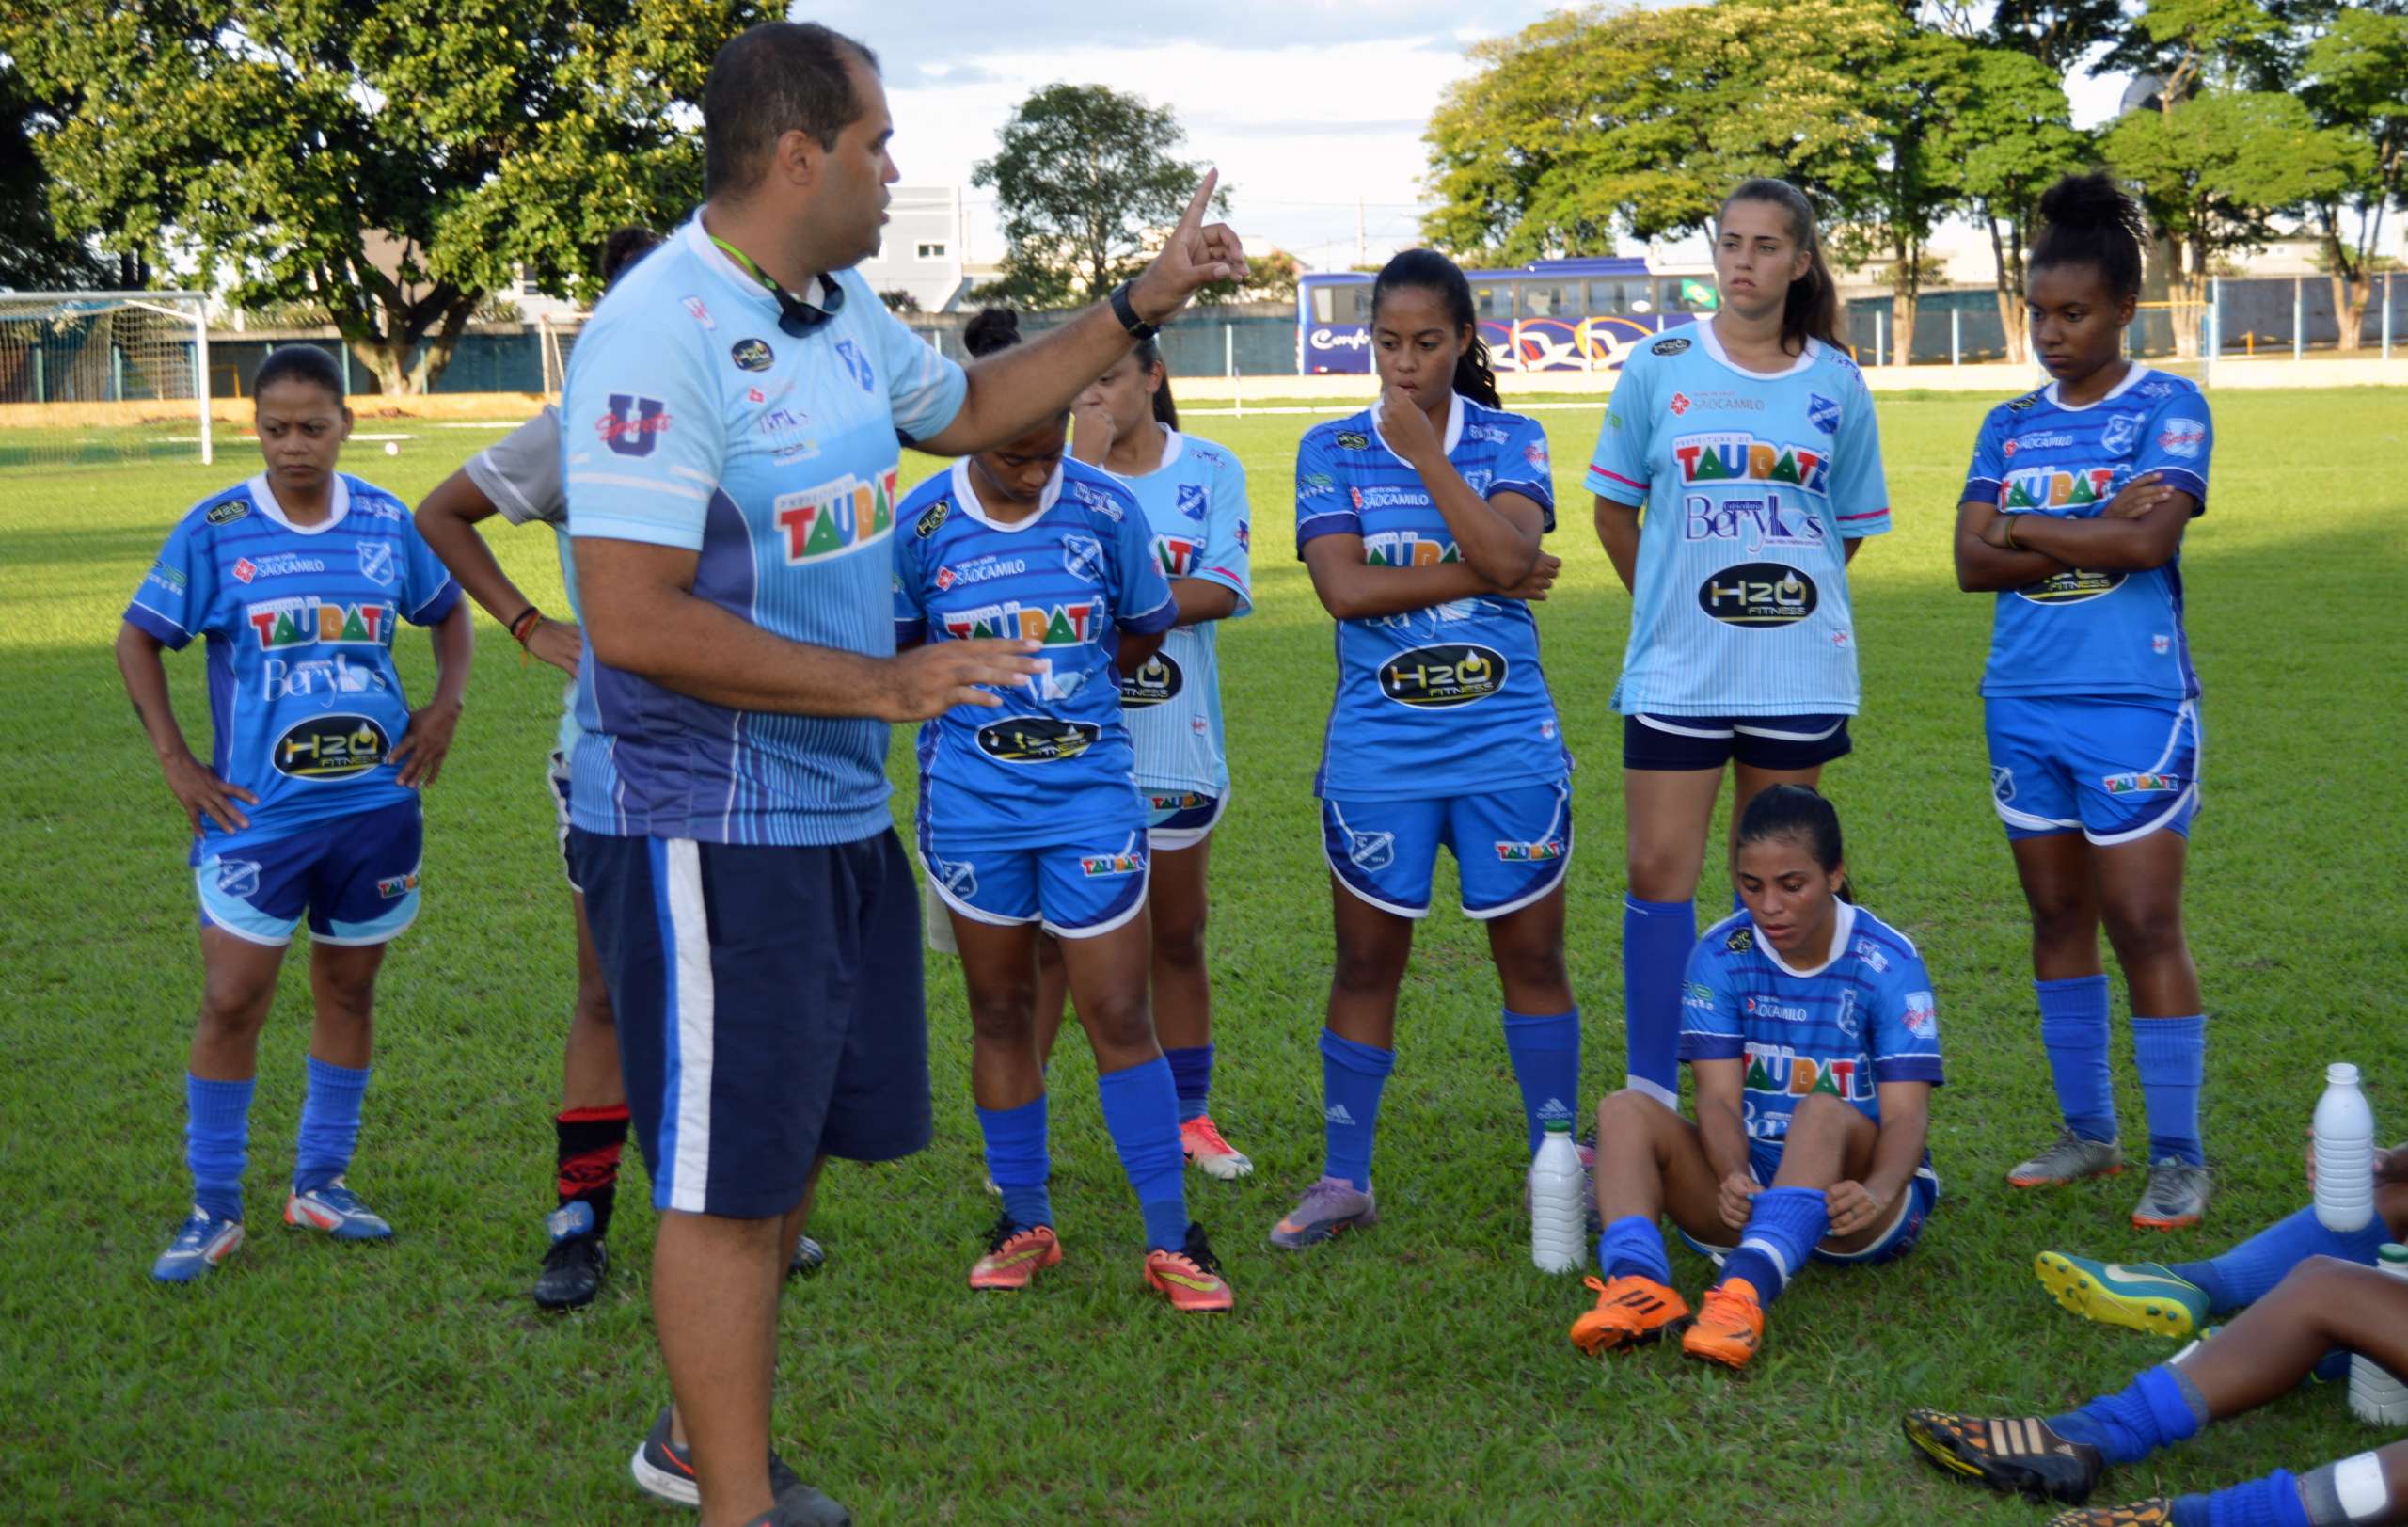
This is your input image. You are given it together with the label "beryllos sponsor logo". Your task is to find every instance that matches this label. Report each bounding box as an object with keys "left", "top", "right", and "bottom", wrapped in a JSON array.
[
  {"left": 1683, "top": 492, "right": 1827, "bottom": 553},
  {"left": 262, "top": 653, "right": 387, "bottom": 701},
  {"left": 1119, "top": 651, "right": 1183, "bottom": 708},
  {"left": 1494, "top": 837, "right": 1564, "bottom": 863},
  {"left": 271, "top": 713, "right": 390, "bottom": 779},
  {"left": 914, "top": 498, "right": 951, "bottom": 538},
  {"left": 1696, "top": 563, "right": 1818, "bottom": 627},
  {"left": 1902, "top": 991, "right": 1938, "bottom": 1037},
  {"left": 974, "top": 716, "right": 1101, "bottom": 763},
  {"left": 596, "top": 394, "right": 670, "bottom": 457},
  {"left": 246, "top": 596, "right": 396, "bottom": 650},
  {"left": 1361, "top": 530, "right": 1457, "bottom": 567},
  {"left": 1743, "top": 1042, "right": 1868, "bottom": 1100},
  {"left": 942, "top": 598, "right": 1105, "bottom": 646},
  {"left": 1175, "top": 484, "right": 1208, "bottom": 522},
  {"left": 2014, "top": 567, "right": 2125, "bottom": 605},
  {"left": 375, "top": 869, "right": 420, "bottom": 899},
  {"left": 2102, "top": 771, "right": 2178, "bottom": 796},
  {"left": 730, "top": 337, "right": 774, "bottom": 372},
  {"left": 1377, "top": 644, "right": 1507, "bottom": 708},
  {"left": 773, "top": 468, "right": 896, "bottom": 565},
  {"left": 1672, "top": 433, "right": 1831, "bottom": 493},
  {"left": 1651, "top": 336, "right": 1692, "bottom": 356},
  {"left": 1079, "top": 851, "right": 1144, "bottom": 878}
]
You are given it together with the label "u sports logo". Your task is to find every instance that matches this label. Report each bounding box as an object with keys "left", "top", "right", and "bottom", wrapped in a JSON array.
[
  {"left": 773, "top": 468, "right": 897, "bottom": 564},
  {"left": 597, "top": 394, "right": 670, "bottom": 457}
]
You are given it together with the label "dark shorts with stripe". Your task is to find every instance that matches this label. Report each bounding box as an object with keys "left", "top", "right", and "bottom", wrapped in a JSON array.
[
  {"left": 1622, "top": 712, "right": 1853, "bottom": 772},
  {"left": 571, "top": 826, "right": 932, "bottom": 1219}
]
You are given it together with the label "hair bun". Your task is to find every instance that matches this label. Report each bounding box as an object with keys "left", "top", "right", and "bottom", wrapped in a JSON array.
[
  {"left": 2038, "top": 172, "right": 2143, "bottom": 239},
  {"left": 963, "top": 306, "right": 1022, "bottom": 358}
]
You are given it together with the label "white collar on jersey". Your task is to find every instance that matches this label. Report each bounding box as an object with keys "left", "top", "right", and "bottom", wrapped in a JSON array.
[
  {"left": 2043, "top": 362, "right": 2152, "bottom": 412},
  {"left": 1695, "top": 315, "right": 1822, "bottom": 380},
  {"left": 246, "top": 472, "right": 352, "bottom": 536},
  {"left": 1370, "top": 391, "right": 1468, "bottom": 462},
  {"left": 1099, "top": 422, "right": 1182, "bottom": 485},
  {"left": 1750, "top": 899, "right": 1859, "bottom": 979},
  {"left": 949, "top": 455, "right": 1065, "bottom": 533}
]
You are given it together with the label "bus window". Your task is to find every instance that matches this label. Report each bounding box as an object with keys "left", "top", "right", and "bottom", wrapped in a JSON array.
[
  {"left": 1348, "top": 285, "right": 1372, "bottom": 323},
  {"left": 1586, "top": 278, "right": 1647, "bottom": 316},
  {"left": 1521, "top": 281, "right": 1578, "bottom": 319},
  {"left": 1313, "top": 286, "right": 1335, "bottom": 324},
  {"left": 1471, "top": 283, "right": 1514, "bottom": 321},
  {"left": 1661, "top": 277, "right": 1719, "bottom": 313}
]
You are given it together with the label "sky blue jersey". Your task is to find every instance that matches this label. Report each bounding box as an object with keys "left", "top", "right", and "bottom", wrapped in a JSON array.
[
  {"left": 122, "top": 472, "right": 461, "bottom": 861},
  {"left": 895, "top": 456, "right": 1178, "bottom": 849},
  {"left": 1584, "top": 324, "right": 1890, "bottom": 717},
  {"left": 562, "top": 214, "right": 968, "bottom": 847},
  {"left": 1679, "top": 903, "right": 1945, "bottom": 1148},
  {"left": 1294, "top": 394, "right": 1569, "bottom": 802},
  {"left": 1109, "top": 426, "right": 1252, "bottom": 798},
  {"left": 1962, "top": 365, "right": 2211, "bottom": 701}
]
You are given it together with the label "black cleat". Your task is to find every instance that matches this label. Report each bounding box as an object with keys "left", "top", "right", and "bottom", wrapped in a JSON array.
[
  {"left": 533, "top": 1202, "right": 608, "bottom": 1311},
  {"left": 1902, "top": 1409, "right": 2105, "bottom": 1505},
  {"left": 630, "top": 1405, "right": 843, "bottom": 1519},
  {"left": 787, "top": 1234, "right": 826, "bottom": 1280}
]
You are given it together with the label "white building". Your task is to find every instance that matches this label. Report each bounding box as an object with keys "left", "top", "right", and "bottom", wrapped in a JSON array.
[{"left": 856, "top": 185, "right": 970, "bottom": 311}]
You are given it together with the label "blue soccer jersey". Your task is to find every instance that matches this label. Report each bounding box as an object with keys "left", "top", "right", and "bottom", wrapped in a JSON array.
[
  {"left": 1294, "top": 395, "right": 1569, "bottom": 802},
  {"left": 1962, "top": 365, "right": 2211, "bottom": 701},
  {"left": 1110, "top": 426, "right": 1251, "bottom": 798},
  {"left": 562, "top": 214, "right": 968, "bottom": 846},
  {"left": 894, "top": 456, "right": 1178, "bottom": 849},
  {"left": 122, "top": 472, "right": 462, "bottom": 860},
  {"left": 1583, "top": 323, "right": 1890, "bottom": 717},
  {"left": 1678, "top": 903, "right": 1944, "bottom": 1147}
]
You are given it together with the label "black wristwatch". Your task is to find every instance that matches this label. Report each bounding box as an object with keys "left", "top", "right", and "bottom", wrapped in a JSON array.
[{"left": 1109, "top": 280, "right": 1161, "bottom": 342}]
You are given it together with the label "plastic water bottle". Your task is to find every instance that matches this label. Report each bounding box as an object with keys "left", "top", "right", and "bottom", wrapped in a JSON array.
[
  {"left": 1529, "top": 1121, "right": 1586, "bottom": 1274},
  {"left": 2348, "top": 1245, "right": 2408, "bottom": 1425},
  {"left": 2314, "top": 1062, "right": 2376, "bottom": 1233}
]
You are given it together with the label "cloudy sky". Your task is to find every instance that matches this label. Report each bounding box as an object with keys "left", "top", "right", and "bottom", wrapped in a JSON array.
[{"left": 800, "top": 1, "right": 2130, "bottom": 270}]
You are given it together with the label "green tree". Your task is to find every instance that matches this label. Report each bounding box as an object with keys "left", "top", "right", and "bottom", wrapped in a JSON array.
[
  {"left": 972, "top": 84, "right": 1223, "bottom": 310},
  {"left": 1843, "top": 26, "right": 1975, "bottom": 363},
  {"left": 0, "top": 59, "right": 115, "bottom": 289},
  {"left": 1986, "top": 0, "right": 2131, "bottom": 75},
  {"left": 1197, "top": 246, "right": 1301, "bottom": 306},
  {"left": 2299, "top": 8, "right": 2408, "bottom": 349},
  {"left": 3, "top": 0, "right": 763, "bottom": 393},
  {"left": 1934, "top": 46, "right": 2092, "bottom": 364}
]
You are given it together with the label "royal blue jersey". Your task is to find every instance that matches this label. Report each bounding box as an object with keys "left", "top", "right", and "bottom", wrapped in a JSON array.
[
  {"left": 122, "top": 472, "right": 462, "bottom": 861},
  {"left": 1109, "top": 426, "right": 1252, "bottom": 798},
  {"left": 563, "top": 214, "right": 968, "bottom": 846},
  {"left": 1962, "top": 365, "right": 2211, "bottom": 701},
  {"left": 1679, "top": 903, "right": 1944, "bottom": 1148},
  {"left": 1583, "top": 323, "right": 1889, "bottom": 717},
  {"left": 1294, "top": 395, "right": 1569, "bottom": 802},
  {"left": 894, "top": 457, "right": 1177, "bottom": 849}
]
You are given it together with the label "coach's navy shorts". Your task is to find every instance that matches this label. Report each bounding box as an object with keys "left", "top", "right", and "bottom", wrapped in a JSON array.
[
  {"left": 1623, "top": 712, "right": 1852, "bottom": 772},
  {"left": 194, "top": 798, "right": 422, "bottom": 947},
  {"left": 1321, "top": 779, "right": 1571, "bottom": 920},
  {"left": 572, "top": 827, "right": 932, "bottom": 1219}
]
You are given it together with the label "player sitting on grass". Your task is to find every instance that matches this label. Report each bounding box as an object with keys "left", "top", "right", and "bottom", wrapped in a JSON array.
[
  {"left": 1569, "top": 785, "right": 1941, "bottom": 1370},
  {"left": 2035, "top": 1135, "right": 2408, "bottom": 1340},
  {"left": 1904, "top": 1254, "right": 2408, "bottom": 1526}
]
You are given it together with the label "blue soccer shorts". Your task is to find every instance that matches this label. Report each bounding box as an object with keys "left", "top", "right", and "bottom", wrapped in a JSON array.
[
  {"left": 1145, "top": 788, "right": 1227, "bottom": 852},
  {"left": 918, "top": 821, "right": 1151, "bottom": 939},
  {"left": 1675, "top": 1143, "right": 1940, "bottom": 1269},
  {"left": 194, "top": 798, "right": 422, "bottom": 947},
  {"left": 1321, "top": 778, "right": 1572, "bottom": 920},
  {"left": 572, "top": 827, "right": 933, "bottom": 1219},
  {"left": 1987, "top": 694, "right": 2201, "bottom": 846}
]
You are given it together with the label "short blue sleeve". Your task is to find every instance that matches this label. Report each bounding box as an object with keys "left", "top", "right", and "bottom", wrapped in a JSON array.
[
  {"left": 891, "top": 515, "right": 927, "bottom": 646},
  {"left": 2135, "top": 390, "right": 2211, "bottom": 511},
  {"left": 1293, "top": 429, "right": 1357, "bottom": 550},
  {"left": 562, "top": 309, "right": 724, "bottom": 552},
  {"left": 124, "top": 509, "right": 215, "bottom": 651},
  {"left": 1585, "top": 351, "right": 1652, "bottom": 504},
  {"left": 856, "top": 276, "right": 969, "bottom": 444},
  {"left": 1826, "top": 363, "right": 1891, "bottom": 539},
  {"left": 1963, "top": 405, "right": 2013, "bottom": 505},
  {"left": 1676, "top": 941, "right": 1744, "bottom": 1063},
  {"left": 398, "top": 515, "right": 462, "bottom": 626},
  {"left": 1870, "top": 949, "right": 1945, "bottom": 1086},
  {"left": 1490, "top": 413, "right": 1558, "bottom": 529},
  {"left": 1111, "top": 500, "right": 1177, "bottom": 635},
  {"left": 1193, "top": 450, "right": 1253, "bottom": 612}
]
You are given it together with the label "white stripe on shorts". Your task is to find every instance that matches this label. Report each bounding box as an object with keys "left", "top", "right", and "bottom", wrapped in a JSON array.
[{"left": 663, "top": 838, "right": 716, "bottom": 1214}]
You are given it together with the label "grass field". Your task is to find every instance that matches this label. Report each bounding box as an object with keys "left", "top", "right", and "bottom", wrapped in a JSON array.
[{"left": 2, "top": 388, "right": 2403, "bottom": 1523}]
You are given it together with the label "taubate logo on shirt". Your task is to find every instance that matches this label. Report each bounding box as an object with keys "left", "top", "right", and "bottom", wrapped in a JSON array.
[
  {"left": 773, "top": 468, "right": 896, "bottom": 565},
  {"left": 246, "top": 597, "right": 395, "bottom": 650}
]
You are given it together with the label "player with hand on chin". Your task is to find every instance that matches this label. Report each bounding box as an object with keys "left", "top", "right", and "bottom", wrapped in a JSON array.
[
  {"left": 120, "top": 343, "right": 471, "bottom": 1283},
  {"left": 1269, "top": 247, "right": 1578, "bottom": 1252},
  {"left": 1570, "top": 787, "right": 1941, "bottom": 1371},
  {"left": 1956, "top": 171, "right": 2217, "bottom": 1230}
]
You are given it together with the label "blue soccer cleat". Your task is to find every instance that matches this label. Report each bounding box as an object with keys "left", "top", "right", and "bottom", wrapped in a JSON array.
[
  {"left": 284, "top": 1179, "right": 395, "bottom": 1241},
  {"left": 152, "top": 1206, "right": 244, "bottom": 1283}
]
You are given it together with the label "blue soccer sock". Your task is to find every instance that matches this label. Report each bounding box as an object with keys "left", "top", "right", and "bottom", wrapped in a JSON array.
[
  {"left": 293, "top": 1056, "right": 370, "bottom": 1194},
  {"left": 1163, "top": 1043, "right": 1213, "bottom": 1125},
  {"left": 976, "top": 1092, "right": 1054, "bottom": 1230},
  {"left": 2036, "top": 975, "right": 2116, "bottom": 1143},
  {"left": 1320, "top": 1029, "right": 1394, "bottom": 1192},
  {"left": 2133, "top": 1015, "right": 2207, "bottom": 1166},
  {"left": 1501, "top": 1007, "right": 1580, "bottom": 1155},
  {"left": 1622, "top": 896, "right": 1694, "bottom": 1106},
  {"left": 1715, "top": 1185, "right": 1828, "bottom": 1309},
  {"left": 2050, "top": 1364, "right": 2208, "bottom": 1466},
  {"left": 185, "top": 1074, "right": 254, "bottom": 1222},
  {"left": 2170, "top": 1205, "right": 2391, "bottom": 1313},
  {"left": 1096, "top": 1057, "right": 1188, "bottom": 1252},
  {"left": 2170, "top": 1471, "right": 2313, "bottom": 1527},
  {"left": 1597, "top": 1214, "right": 1672, "bottom": 1284}
]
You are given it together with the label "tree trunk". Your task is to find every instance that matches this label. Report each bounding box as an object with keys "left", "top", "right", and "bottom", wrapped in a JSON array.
[
  {"left": 1890, "top": 231, "right": 1918, "bottom": 368},
  {"left": 2167, "top": 233, "right": 2203, "bottom": 362},
  {"left": 2335, "top": 270, "right": 2366, "bottom": 353},
  {"left": 405, "top": 293, "right": 481, "bottom": 393}
]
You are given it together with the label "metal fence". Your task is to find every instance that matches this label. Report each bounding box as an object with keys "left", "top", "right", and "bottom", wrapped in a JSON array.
[
  {"left": 1844, "top": 275, "right": 2408, "bottom": 367},
  {"left": 900, "top": 306, "right": 1298, "bottom": 377}
]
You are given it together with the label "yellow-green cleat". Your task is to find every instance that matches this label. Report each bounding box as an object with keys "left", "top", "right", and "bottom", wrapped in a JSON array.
[{"left": 2035, "top": 1250, "right": 2210, "bottom": 1338}]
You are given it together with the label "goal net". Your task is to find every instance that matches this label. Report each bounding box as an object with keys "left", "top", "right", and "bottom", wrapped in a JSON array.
[
  {"left": 538, "top": 313, "right": 586, "bottom": 402},
  {"left": 0, "top": 291, "right": 213, "bottom": 469}
]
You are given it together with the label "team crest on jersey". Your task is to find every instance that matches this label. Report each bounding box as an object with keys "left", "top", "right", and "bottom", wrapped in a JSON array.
[
  {"left": 246, "top": 597, "right": 396, "bottom": 650},
  {"left": 597, "top": 394, "right": 671, "bottom": 457},
  {"left": 1340, "top": 824, "right": 1395, "bottom": 871},
  {"left": 1060, "top": 533, "right": 1105, "bottom": 584},
  {"left": 356, "top": 541, "right": 395, "bottom": 588},
  {"left": 205, "top": 499, "right": 251, "bottom": 526},
  {"left": 2099, "top": 413, "right": 2141, "bottom": 455},
  {"left": 2158, "top": 419, "right": 2206, "bottom": 458},
  {"left": 834, "top": 338, "right": 875, "bottom": 393},
  {"left": 2102, "top": 771, "right": 2178, "bottom": 796},
  {"left": 1673, "top": 434, "right": 1830, "bottom": 493},
  {"left": 1726, "top": 925, "right": 1755, "bottom": 952},
  {"left": 934, "top": 857, "right": 977, "bottom": 898},
  {"left": 1333, "top": 430, "right": 1370, "bottom": 451},
  {"left": 730, "top": 337, "right": 774, "bottom": 372},
  {"left": 1807, "top": 393, "right": 1840, "bottom": 436},
  {"left": 1652, "top": 336, "right": 1692, "bottom": 357},
  {"left": 1991, "top": 765, "right": 2016, "bottom": 803},
  {"left": 914, "top": 499, "right": 951, "bottom": 538},
  {"left": 1079, "top": 851, "right": 1144, "bottom": 878},
  {"left": 1173, "top": 484, "right": 1208, "bottom": 522},
  {"left": 774, "top": 468, "right": 896, "bottom": 564}
]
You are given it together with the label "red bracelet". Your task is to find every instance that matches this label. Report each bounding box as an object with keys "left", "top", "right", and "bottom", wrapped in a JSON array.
[{"left": 508, "top": 606, "right": 542, "bottom": 645}]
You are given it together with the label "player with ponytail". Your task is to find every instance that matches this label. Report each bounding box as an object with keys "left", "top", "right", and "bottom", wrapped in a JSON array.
[
  {"left": 1956, "top": 171, "right": 2218, "bottom": 1231},
  {"left": 1269, "top": 248, "right": 1581, "bottom": 1252}
]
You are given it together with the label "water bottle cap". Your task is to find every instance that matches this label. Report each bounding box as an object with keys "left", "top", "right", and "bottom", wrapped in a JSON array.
[
  {"left": 2328, "top": 1062, "right": 2362, "bottom": 1086},
  {"left": 1543, "top": 1120, "right": 1573, "bottom": 1135},
  {"left": 2382, "top": 1244, "right": 2408, "bottom": 1265}
]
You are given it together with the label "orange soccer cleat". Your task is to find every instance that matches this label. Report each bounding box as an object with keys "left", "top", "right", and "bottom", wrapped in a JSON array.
[
  {"left": 1680, "top": 1277, "right": 1766, "bottom": 1370},
  {"left": 1569, "top": 1275, "right": 1693, "bottom": 1355}
]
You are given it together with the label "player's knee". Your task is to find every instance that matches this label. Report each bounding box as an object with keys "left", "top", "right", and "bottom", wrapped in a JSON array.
[
  {"left": 1493, "top": 941, "right": 1568, "bottom": 997},
  {"left": 1079, "top": 988, "right": 1153, "bottom": 1054},
  {"left": 197, "top": 977, "right": 275, "bottom": 1035},
  {"left": 1786, "top": 1090, "right": 1856, "bottom": 1137},
  {"left": 966, "top": 986, "right": 1037, "bottom": 1046},
  {"left": 2101, "top": 900, "right": 2185, "bottom": 964},
  {"left": 1624, "top": 846, "right": 1699, "bottom": 902},
  {"left": 1152, "top": 908, "right": 1208, "bottom": 973},
  {"left": 2026, "top": 897, "right": 2094, "bottom": 950},
  {"left": 572, "top": 980, "right": 614, "bottom": 1032},
  {"left": 1331, "top": 940, "right": 1405, "bottom": 998},
  {"left": 1596, "top": 1086, "right": 1668, "bottom": 1138}
]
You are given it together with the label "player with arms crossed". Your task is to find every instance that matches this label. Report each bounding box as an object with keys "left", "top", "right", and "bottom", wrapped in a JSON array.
[
  {"left": 119, "top": 344, "right": 470, "bottom": 1282},
  {"left": 1268, "top": 247, "right": 1576, "bottom": 1251},
  {"left": 1956, "top": 171, "right": 2217, "bottom": 1230},
  {"left": 898, "top": 308, "right": 1232, "bottom": 1312},
  {"left": 1018, "top": 332, "right": 1256, "bottom": 1178},
  {"left": 1586, "top": 177, "right": 1891, "bottom": 1116},
  {"left": 1570, "top": 786, "right": 1941, "bottom": 1370}
]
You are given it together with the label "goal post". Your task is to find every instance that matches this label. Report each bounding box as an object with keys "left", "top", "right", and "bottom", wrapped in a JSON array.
[
  {"left": 0, "top": 290, "right": 213, "bottom": 469},
  {"left": 538, "top": 312, "right": 585, "bottom": 403}
]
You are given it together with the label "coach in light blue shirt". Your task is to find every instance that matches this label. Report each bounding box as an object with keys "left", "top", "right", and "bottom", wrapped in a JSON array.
[{"left": 560, "top": 21, "right": 1244, "bottom": 1527}]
